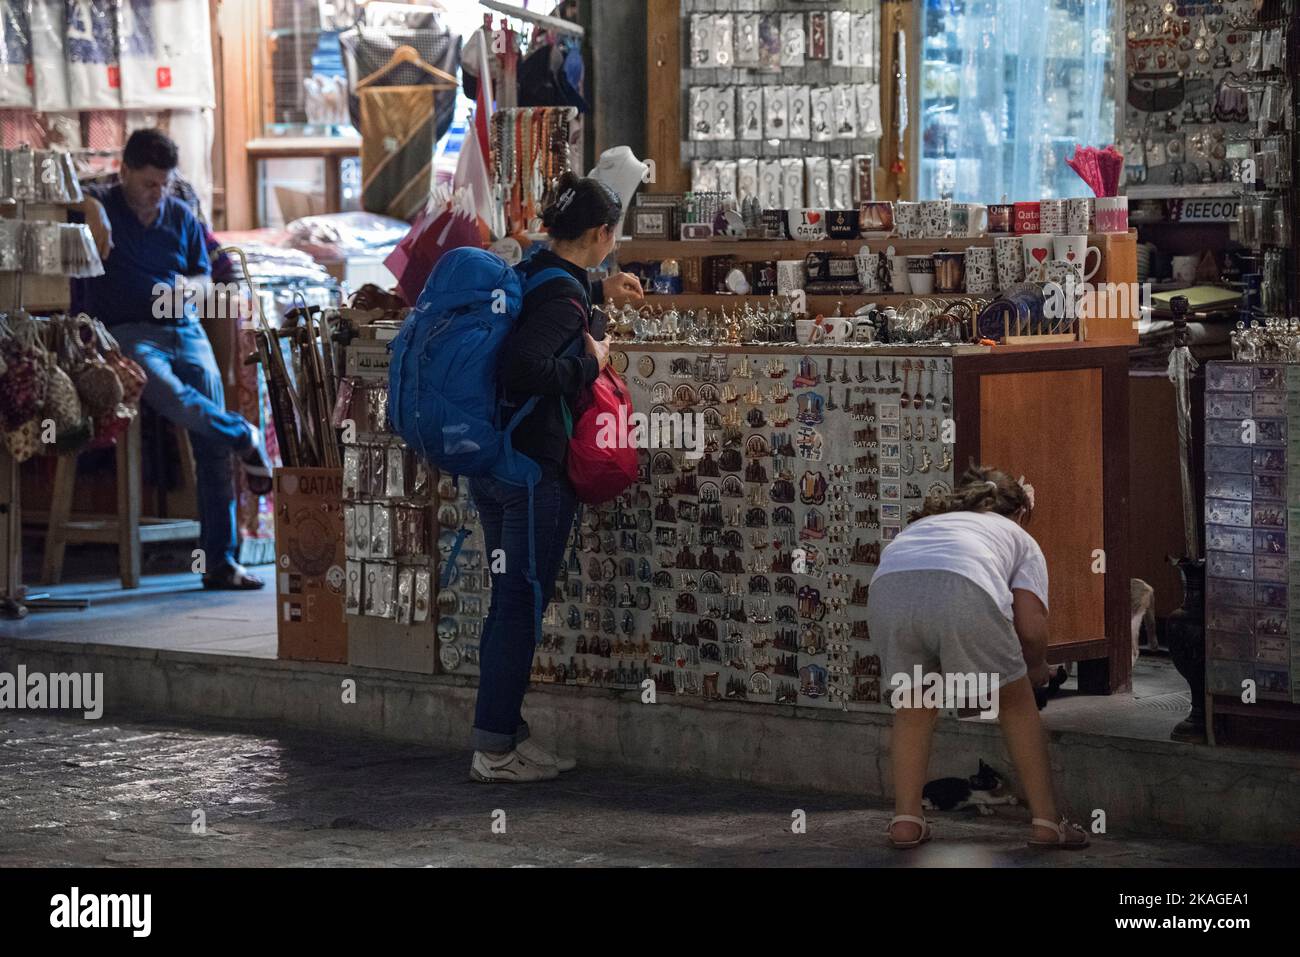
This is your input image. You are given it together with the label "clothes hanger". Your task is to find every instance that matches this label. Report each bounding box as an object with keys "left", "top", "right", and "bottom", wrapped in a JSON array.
[{"left": 356, "top": 44, "right": 457, "bottom": 90}]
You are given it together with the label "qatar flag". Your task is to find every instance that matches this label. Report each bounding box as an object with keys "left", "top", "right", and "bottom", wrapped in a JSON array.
[{"left": 454, "top": 29, "right": 499, "bottom": 240}]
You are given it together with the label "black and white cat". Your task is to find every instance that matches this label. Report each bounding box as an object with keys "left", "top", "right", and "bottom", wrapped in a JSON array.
[{"left": 921, "top": 760, "right": 1019, "bottom": 816}]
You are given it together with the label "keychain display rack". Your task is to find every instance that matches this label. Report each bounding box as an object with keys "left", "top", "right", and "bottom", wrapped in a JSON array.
[{"left": 680, "top": 0, "right": 882, "bottom": 209}]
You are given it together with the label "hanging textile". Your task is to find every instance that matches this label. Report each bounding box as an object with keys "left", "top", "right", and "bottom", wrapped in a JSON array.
[
  {"left": 0, "top": 0, "right": 33, "bottom": 109},
  {"left": 359, "top": 85, "right": 437, "bottom": 221},
  {"left": 65, "top": 0, "right": 121, "bottom": 110},
  {"left": 29, "top": 0, "right": 70, "bottom": 111},
  {"left": 118, "top": 0, "right": 216, "bottom": 110},
  {"left": 339, "top": 17, "right": 460, "bottom": 140}
]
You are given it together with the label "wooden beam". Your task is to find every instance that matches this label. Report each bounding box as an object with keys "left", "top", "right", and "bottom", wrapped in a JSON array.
[{"left": 645, "top": 0, "right": 689, "bottom": 194}]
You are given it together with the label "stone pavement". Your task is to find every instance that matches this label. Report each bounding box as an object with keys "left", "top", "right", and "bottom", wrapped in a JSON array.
[{"left": 2, "top": 713, "right": 1296, "bottom": 868}]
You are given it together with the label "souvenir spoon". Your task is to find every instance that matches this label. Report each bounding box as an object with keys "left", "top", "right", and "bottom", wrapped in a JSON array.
[
  {"left": 913, "top": 361, "right": 925, "bottom": 408},
  {"left": 941, "top": 360, "right": 952, "bottom": 415},
  {"left": 900, "top": 360, "right": 911, "bottom": 409},
  {"left": 924, "top": 360, "right": 936, "bottom": 409}
]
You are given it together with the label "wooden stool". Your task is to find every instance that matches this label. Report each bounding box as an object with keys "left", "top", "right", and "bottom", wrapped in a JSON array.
[{"left": 41, "top": 416, "right": 202, "bottom": 588}]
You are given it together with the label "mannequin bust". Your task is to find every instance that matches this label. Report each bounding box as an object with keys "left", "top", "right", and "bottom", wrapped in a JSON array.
[{"left": 588, "top": 146, "right": 648, "bottom": 236}]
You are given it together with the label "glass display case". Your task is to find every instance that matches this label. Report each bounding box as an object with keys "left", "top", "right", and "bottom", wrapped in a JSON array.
[{"left": 917, "top": 0, "right": 1118, "bottom": 203}]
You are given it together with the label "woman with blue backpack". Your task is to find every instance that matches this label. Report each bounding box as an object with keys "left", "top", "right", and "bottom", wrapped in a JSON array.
[{"left": 466, "top": 173, "right": 642, "bottom": 782}]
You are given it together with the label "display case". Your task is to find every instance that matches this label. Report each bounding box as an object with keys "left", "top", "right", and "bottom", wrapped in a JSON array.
[{"left": 435, "top": 341, "right": 1133, "bottom": 698}]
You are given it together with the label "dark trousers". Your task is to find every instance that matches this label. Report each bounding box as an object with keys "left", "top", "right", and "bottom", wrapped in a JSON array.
[{"left": 468, "top": 474, "right": 577, "bottom": 752}]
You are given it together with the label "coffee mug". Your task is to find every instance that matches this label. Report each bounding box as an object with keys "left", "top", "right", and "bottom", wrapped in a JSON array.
[
  {"left": 856, "top": 252, "right": 883, "bottom": 292},
  {"left": 859, "top": 201, "right": 895, "bottom": 234},
  {"left": 987, "top": 203, "right": 1015, "bottom": 233},
  {"left": 950, "top": 204, "right": 971, "bottom": 238},
  {"left": 776, "top": 260, "right": 805, "bottom": 295},
  {"left": 907, "top": 255, "right": 935, "bottom": 294},
  {"left": 1052, "top": 235, "right": 1102, "bottom": 281},
  {"left": 1039, "top": 198, "right": 1067, "bottom": 234},
  {"left": 894, "top": 202, "right": 921, "bottom": 238},
  {"left": 1095, "top": 196, "right": 1129, "bottom": 233},
  {"left": 827, "top": 209, "right": 860, "bottom": 238},
  {"left": 822, "top": 317, "right": 854, "bottom": 342},
  {"left": 965, "top": 245, "right": 995, "bottom": 294},
  {"left": 957, "top": 203, "right": 988, "bottom": 237},
  {"left": 795, "top": 317, "right": 825, "bottom": 345},
  {"left": 1021, "top": 233, "right": 1054, "bottom": 282},
  {"left": 890, "top": 254, "right": 912, "bottom": 293},
  {"left": 995, "top": 236, "right": 1025, "bottom": 289},
  {"left": 920, "top": 200, "right": 951, "bottom": 238},
  {"left": 789, "top": 208, "right": 828, "bottom": 241},
  {"left": 933, "top": 251, "right": 966, "bottom": 294},
  {"left": 1066, "top": 198, "right": 1093, "bottom": 235},
  {"left": 1013, "top": 201, "right": 1041, "bottom": 235}
]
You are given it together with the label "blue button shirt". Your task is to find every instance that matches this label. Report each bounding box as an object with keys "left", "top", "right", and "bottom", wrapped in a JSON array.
[{"left": 82, "top": 184, "right": 210, "bottom": 326}]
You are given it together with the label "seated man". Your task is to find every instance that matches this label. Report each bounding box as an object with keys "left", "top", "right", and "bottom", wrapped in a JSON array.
[{"left": 79, "top": 128, "right": 271, "bottom": 590}]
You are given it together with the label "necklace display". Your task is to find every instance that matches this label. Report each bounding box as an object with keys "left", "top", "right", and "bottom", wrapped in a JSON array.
[{"left": 491, "top": 107, "right": 577, "bottom": 236}]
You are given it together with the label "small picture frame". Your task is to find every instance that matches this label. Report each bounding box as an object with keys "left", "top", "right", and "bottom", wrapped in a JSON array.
[{"left": 631, "top": 206, "right": 673, "bottom": 240}]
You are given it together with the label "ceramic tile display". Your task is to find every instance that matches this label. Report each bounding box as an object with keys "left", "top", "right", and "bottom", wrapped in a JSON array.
[
  {"left": 1203, "top": 361, "right": 1300, "bottom": 704},
  {"left": 436, "top": 346, "right": 957, "bottom": 713}
]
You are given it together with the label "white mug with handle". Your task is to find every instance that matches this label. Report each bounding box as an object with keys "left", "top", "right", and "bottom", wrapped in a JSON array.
[
  {"left": 1021, "top": 233, "right": 1054, "bottom": 282},
  {"left": 822, "top": 316, "right": 855, "bottom": 342},
  {"left": 1052, "top": 234, "right": 1102, "bottom": 281}
]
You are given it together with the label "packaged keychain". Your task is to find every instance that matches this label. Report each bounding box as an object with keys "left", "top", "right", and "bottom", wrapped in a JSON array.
[
  {"left": 764, "top": 85, "right": 788, "bottom": 139},
  {"left": 0, "top": 219, "right": 22, "bottom": 271},
  {"left": 735, "top": 14, "right": 761, "bottom": 67},
  {"left": 25, "top": 222, "right": 62, "bottom": 274},
  {"left": 714, "top": 160, "right": 738, "bottom": 203},
  {"left": 690, "top": 14, "right": 713, "bottom": 68},
  {"left": 831, "top": 11, "right": 852, "bottom": 68},
  {"left": 834, "top": 85, "right": 859, "bottom": 139},
  {"left": 691, "top": 159, "right": 719, "bottom": 194},
  {"left": 368, "top": 442, "right": 387, "bottom": 498},
  {"left": 780, "top": 158, "right": 805, "bottom": 209},
  {"left": 354, "top": 503, "right": 372, "bottom": 559},
  {"left": 780, "top": 13, "right": 805, "bottom": 68},
  {"left": 758, "top": 13, "right": 781, "bottom": 70},
  {"left": 851, "top": 13, "right": 873, "bottom": 68},
  {"left": 857, "top": 84, "right": 882, "bottom": 137},
  {"left": 689, "top": 86, "right": 713, "bottom": 141},
  {"left": 737, "top": 158, "right": 759, "bottom": 205},
  {"left": 371, "top": 384, "right": 390, "bottom": 432},
  {"left": 9, "top": 146, "right": 35, "bottom": 201},
  {"left": 343, "top": 504, "right": 357, "bottom": 558},
  {"left": 787, "top": 85, "right": 811, "bottom": 140},
  {"left": 808, "top": 11, "right": 828, "bottom": 59},
  {"left": 371, "top": 504, "right": 393, "bottom": 559},
  {"left": 343, "top": 445, "right": 361, "bottom": 500},
  {"left": 810, "top": 87, "right": 835, "bottom": 142},
  {"left": 396, "top": 567, "right": 414, "bottom": 624},
  {"left": 831, "top": 158, "right": 855, "bottom": 209},
  {"left": 805, "top": 157, "right": 832, "bottom": 209},
  {"left": 739, "top": 86, "right": 763, "bottom": 141},
  {"left": 385, "top": 444, "right": 406, "bottom": 498},
  {"left": 411, "top": 454, "right": 432, "bottom": 503},
  {"left": 345, "top": 560, "right": 363, "bottom": 615},
  {"left": 712, "top": 86, "right": 734, "bottom": 141},
  {"left": 413, "top": 568, "right": 431, "bottom": 623},
  {"left": 759, "top": 159, "right": 783, "bottom": 208},
  {"left": 715, "top": 14, "right": 734, "bottom": 68},
  {"left": 371, "top": 564, "right": 396, "bottom": 618}
]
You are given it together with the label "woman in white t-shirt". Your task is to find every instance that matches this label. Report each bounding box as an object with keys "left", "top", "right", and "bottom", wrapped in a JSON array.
[{"left": 867, "top": 465, "right": 1089, "bottom": 851}]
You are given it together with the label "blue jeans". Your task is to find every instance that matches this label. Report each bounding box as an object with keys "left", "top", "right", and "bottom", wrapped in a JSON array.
[
  {"left": 468, "top": 474, "right": 577, "bottom": 752},
  {"left": 112, "top": 320, "right": 255, "bottom": 573}
]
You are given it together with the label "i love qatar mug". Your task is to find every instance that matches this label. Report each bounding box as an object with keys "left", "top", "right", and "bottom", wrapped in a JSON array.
[
  {"left": 788, "top": 208, "right": 827, "bottom": 241},
  {"left": 1021, "top": 233, "right": 1053, "bottom": 282},
  {"left": 1052, "top": 235, "right": 1101, "bottom": 281}
]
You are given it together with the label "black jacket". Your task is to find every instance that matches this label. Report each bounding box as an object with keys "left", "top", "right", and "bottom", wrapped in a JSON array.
[{"left": 500, "top": 250, "right": 603, "bottom": 479}]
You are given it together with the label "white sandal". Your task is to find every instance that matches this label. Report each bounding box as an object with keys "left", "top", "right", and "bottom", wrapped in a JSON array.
[
  {"left": 885, "top": 814, "right": 932, "bottom": 849},
  {"left": 1028, "top": 817, "right": 1090, "bottom": 849}
]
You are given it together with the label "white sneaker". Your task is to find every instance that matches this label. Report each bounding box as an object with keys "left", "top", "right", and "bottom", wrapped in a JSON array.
[
  {"left": 515, "top": 739, "right": 577, "bottom": 773},
  {"left": 469, "top": 749, "right": 559, "bottom": 783}
]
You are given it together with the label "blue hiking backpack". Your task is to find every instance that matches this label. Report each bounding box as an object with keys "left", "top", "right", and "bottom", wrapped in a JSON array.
[{"left": 387, "top": 246, "right": 586, "bottom": 639}]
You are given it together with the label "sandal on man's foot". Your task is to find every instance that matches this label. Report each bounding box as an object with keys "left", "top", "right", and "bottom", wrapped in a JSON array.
[
  {"left": 1027, "top": 817, "right": 1090, "bottom": 849},
  {"left": 885, "top": 814, "right": 932, "bottom": 849},
  {"left": 202, "top": 564, "right": 266, "bottom": 590},
  {"left": 240, "top": 427, "right": 273, "bottom": 496}
]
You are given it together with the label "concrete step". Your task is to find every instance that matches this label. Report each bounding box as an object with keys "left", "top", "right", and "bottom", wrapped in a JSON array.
[{"left": 2, "top": 635, "right": 1297, "bottom": 847}]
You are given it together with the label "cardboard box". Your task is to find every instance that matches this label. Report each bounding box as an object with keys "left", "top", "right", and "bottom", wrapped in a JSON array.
[{"left": 274, "top": 467, "right": 348, "bottom": 663}]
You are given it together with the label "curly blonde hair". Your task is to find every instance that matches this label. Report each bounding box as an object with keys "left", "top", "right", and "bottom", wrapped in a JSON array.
[{"left": 919, "top": 463, "right": 1034, "bottom": 521}]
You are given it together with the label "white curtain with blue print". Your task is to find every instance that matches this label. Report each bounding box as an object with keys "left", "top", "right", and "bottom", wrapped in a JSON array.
[{"left": 919, "top": 0, "right": 1117, "bottom": 203}]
